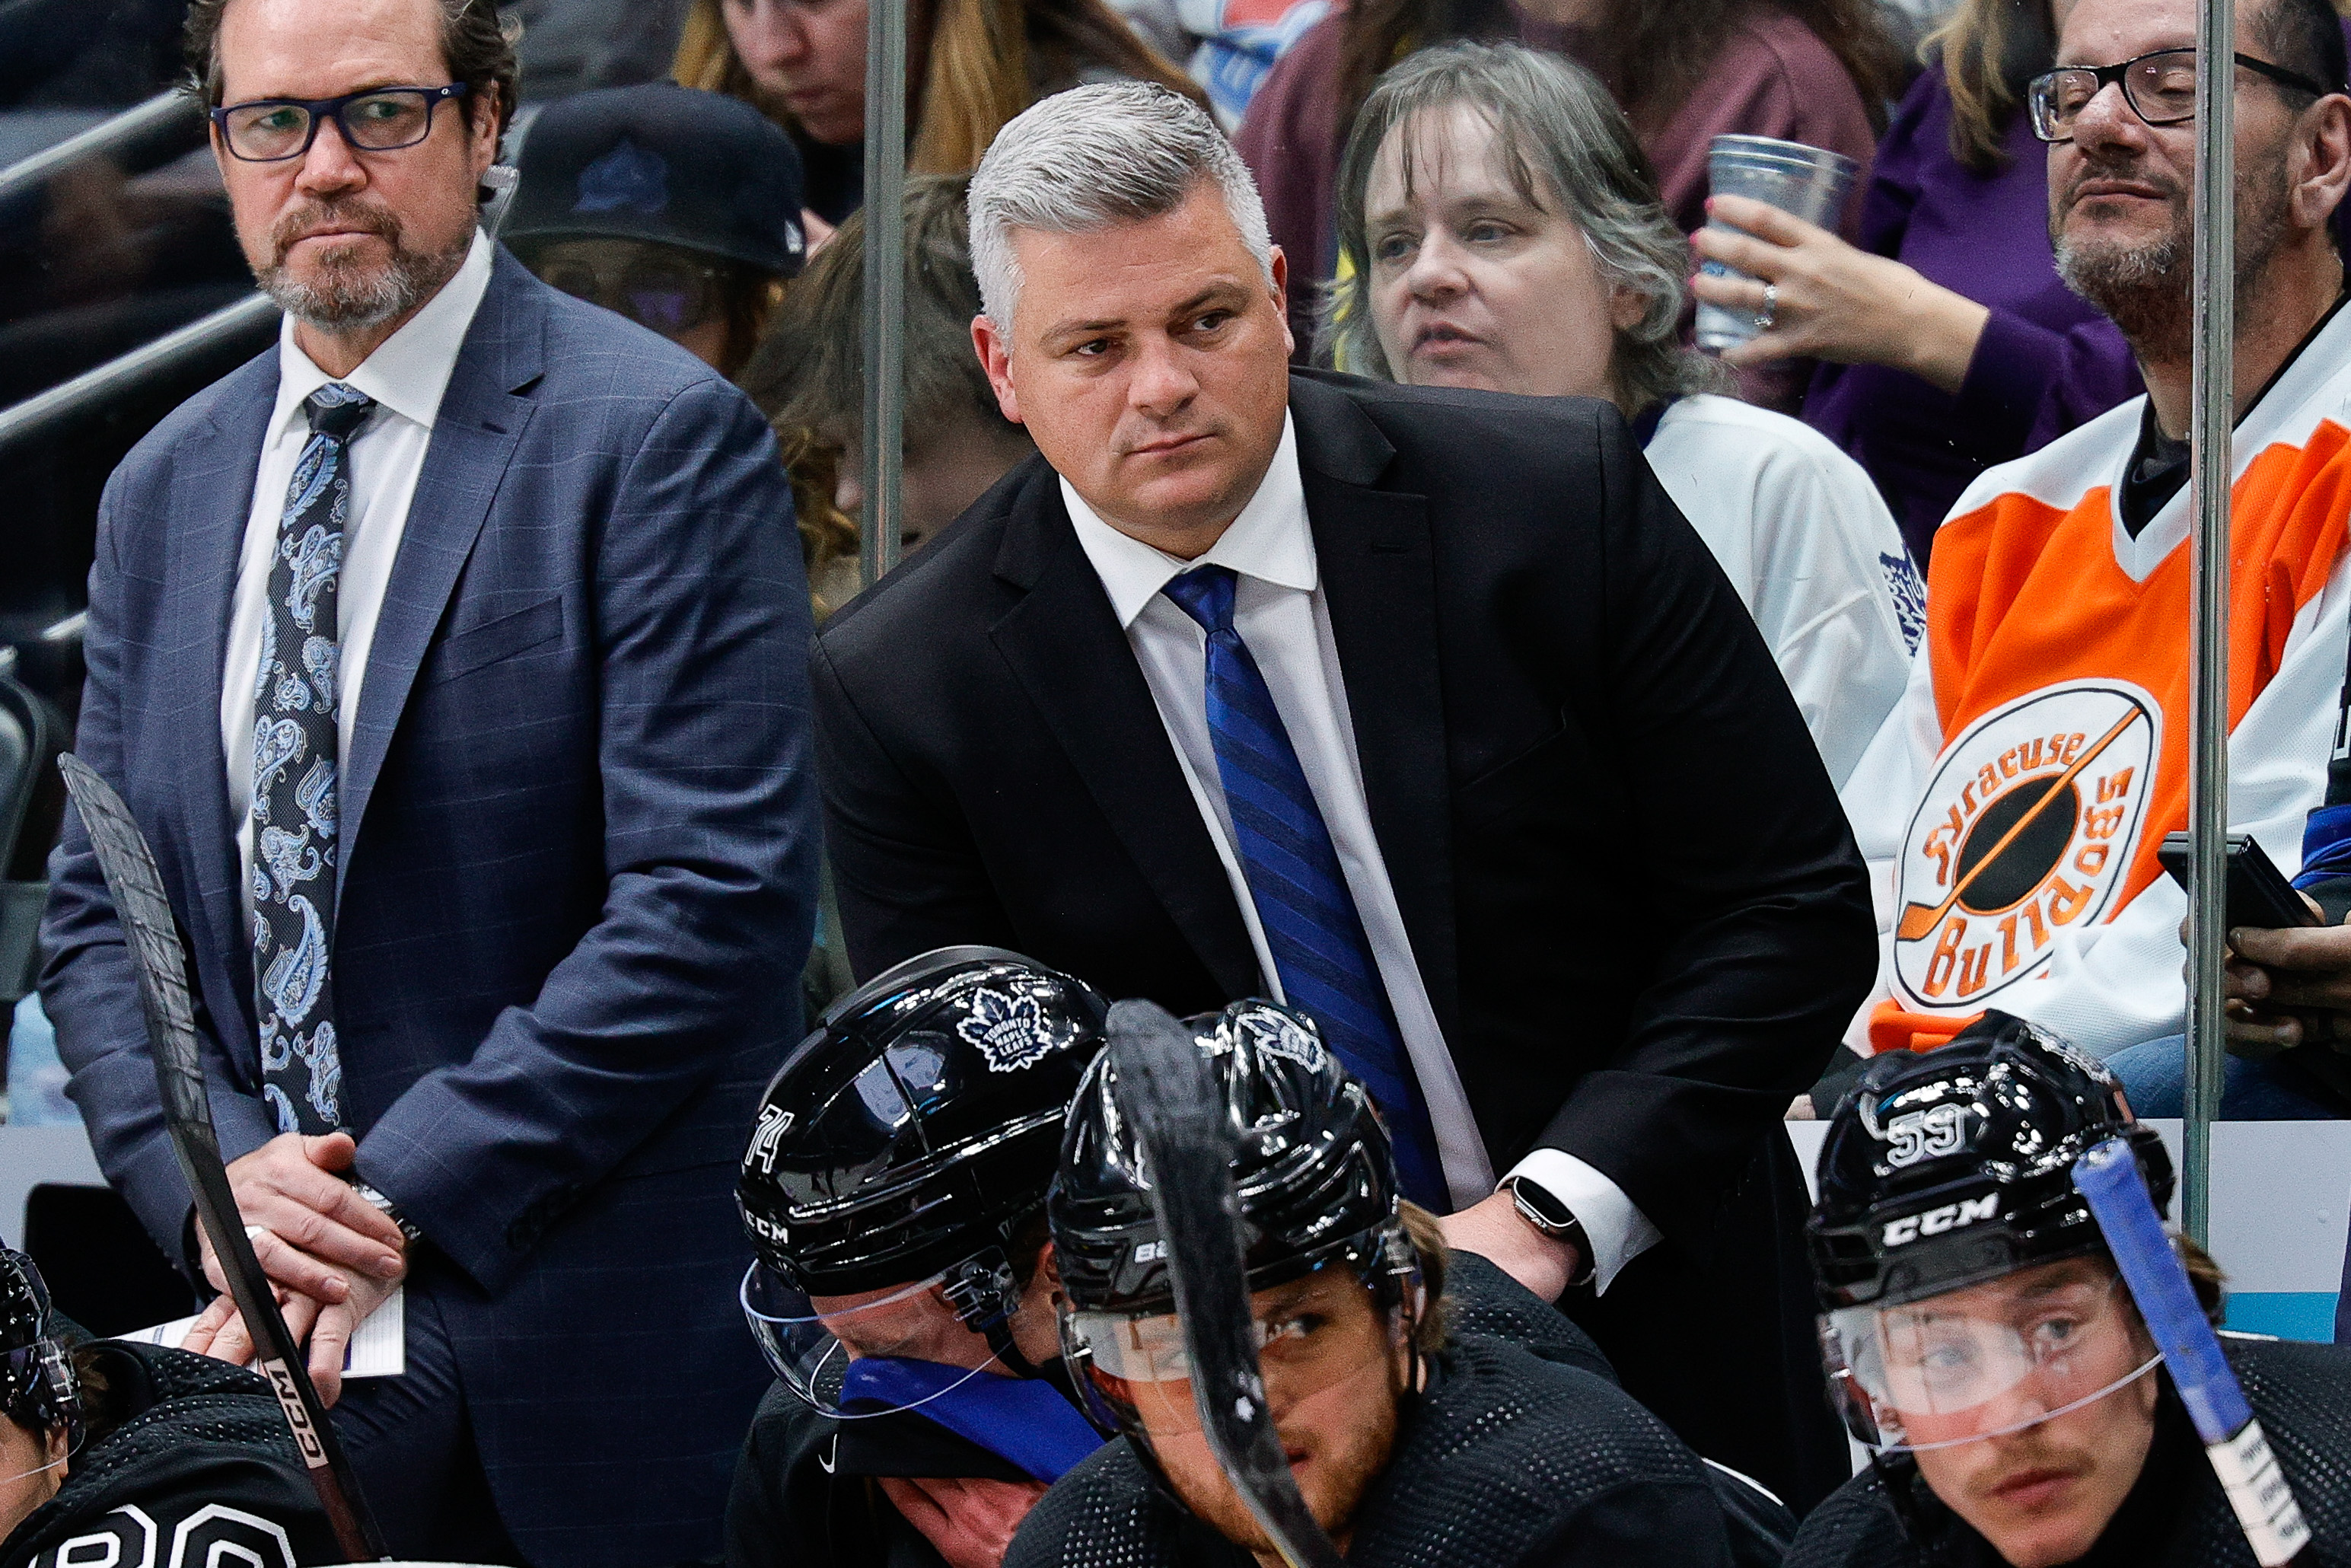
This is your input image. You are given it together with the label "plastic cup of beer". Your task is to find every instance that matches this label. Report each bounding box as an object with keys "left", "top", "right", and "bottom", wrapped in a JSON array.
[{"left": 1694, "top": 134, "right": 1859, "bottom": 353}]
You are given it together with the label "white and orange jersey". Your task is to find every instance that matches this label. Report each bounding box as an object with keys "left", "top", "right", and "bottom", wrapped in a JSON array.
[{"left": 1840, "top": 303, "right": 2351, "bottom": 1059}]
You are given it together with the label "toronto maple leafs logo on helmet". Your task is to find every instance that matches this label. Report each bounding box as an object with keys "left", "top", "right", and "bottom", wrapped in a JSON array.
[
  {"left": 955, "top": 984, "right": 1062, "bottom": 1073},
  {"left": 1236, "top": 1007, "right": 1327, "bottom": 1072}
]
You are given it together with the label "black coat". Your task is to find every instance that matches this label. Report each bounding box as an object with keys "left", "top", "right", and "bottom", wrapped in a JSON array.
[
  {"left": 7, "top": 1339, "right": 339, "bottom": 1568},
  {"left": 811, "top": 369, "right": 1875, "bottom": 1506}
]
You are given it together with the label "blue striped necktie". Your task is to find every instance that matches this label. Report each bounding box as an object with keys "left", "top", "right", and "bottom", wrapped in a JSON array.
[{"left": 1161, "top": 565, "right": 1446, "bottom": 1206}]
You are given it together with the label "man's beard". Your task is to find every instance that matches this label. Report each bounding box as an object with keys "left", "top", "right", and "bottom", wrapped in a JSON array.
[
  {"left": 255, "top": 199, "right": 470, "bottom": 332},
  {"left": 2052, "top": 140, "right": 2293, "bottom": 360}
]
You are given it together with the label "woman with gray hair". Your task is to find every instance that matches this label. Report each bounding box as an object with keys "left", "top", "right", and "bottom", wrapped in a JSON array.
[{"left": 1326, "top": 40, "right": 1916, "bottom": 790}]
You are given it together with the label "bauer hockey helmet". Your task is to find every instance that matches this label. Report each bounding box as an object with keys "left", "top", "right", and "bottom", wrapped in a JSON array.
[
  {"left": 0, "top": 1251, "right": 78, "bottom": 1445},
  {"left": 1052, "top": 999, "right": 1426, "bottom": 1438},
  {"left": 737, "top": 946, "right": 1107, "bottom": 1408},
  {"left": 1809, "top": 1013, "right": 2174, "bottom": 1451}
]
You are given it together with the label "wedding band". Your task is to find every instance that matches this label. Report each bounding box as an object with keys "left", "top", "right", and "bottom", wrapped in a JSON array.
[
  {"left": 1755, "top": 283, "right": 1778, "bottom": 332},
  {"left": 244, "top": 1225, "right": 272, "bottom": 1242}
]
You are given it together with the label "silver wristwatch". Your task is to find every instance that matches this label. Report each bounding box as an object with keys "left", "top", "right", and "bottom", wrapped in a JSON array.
[{"left": 1503, "top": 1175, "right": 1595, "bottom": 1288}]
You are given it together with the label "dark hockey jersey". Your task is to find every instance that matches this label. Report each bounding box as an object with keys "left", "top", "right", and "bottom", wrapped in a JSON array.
[
  {"left": 1786, "top": 1337, "right": 2351, "bottom": 1568},
  {"left": 1002, "top": 1332, "right": 1738, "bottom": 1568},
  {"left": 7, "top": 1338, "right": 338, "bottom": 1568}
]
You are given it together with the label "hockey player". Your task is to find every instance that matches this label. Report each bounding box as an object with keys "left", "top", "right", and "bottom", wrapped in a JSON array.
[
  {"left": 1845, "top": 0, "right": 2351, "bottom": 1058},
  {"left": 1789, "top": 1013, "right": 2351, "bottom": 1566},
  {"left": 1008, "top": 998, "right": 1744, "bottom": 1568},
  {"left": 0, "top": 1249, "right": 337, "bottom": 1568},
  {"left": 726, "top": 948, "right": 1116, "bottom": 1568}
]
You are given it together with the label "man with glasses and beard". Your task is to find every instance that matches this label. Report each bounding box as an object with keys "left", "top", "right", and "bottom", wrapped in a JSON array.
[
  {"left": 38, "top": 0, "right": 817, "bottom": 1561},
  {"left": 1843, "top": 0, "right": 2351, "bottom": 1068}
]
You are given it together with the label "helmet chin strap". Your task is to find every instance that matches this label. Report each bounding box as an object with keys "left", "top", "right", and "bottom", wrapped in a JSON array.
[{"left": 945, "top": 1246, "right": 1047, "bottom": 1379}]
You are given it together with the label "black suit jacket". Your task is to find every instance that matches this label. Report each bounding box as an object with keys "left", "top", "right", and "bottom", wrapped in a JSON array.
[{"left": 812, "top": 371, "right": 1874, "bottom": 1245}]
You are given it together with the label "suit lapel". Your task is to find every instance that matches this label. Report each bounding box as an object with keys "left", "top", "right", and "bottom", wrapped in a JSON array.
[
  {"left": 165, "top": 355, "right": 279, "bottom": 1066},
  {"left": 1290, "top": 376, "right": 1462, "bottom": 1044},
  {"left": 986, "top": 473, "right": 1260, "bottom": 998},
  {"left": 338, "top": 251, "right": 540, "bottom": 905}
]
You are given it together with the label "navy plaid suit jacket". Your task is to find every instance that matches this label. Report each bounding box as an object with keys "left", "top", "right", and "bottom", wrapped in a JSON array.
[{"left": 40, "top": 248, "right": 818, "bottom": 1564}]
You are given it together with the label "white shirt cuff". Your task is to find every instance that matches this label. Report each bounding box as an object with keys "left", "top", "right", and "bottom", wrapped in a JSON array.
[{"left": 1501, "top": 1149, "right": 1663, "bottom": 1296}]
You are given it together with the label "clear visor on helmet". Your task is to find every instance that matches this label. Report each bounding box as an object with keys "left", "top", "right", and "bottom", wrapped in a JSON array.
[
  {"left": 1821, "top": 1269, "right": 2161, "bottom": 1452},
  {"left": 1062, "top": 1265, "right": 1404, "bottom": 1436},
  {"left": 739, "top": 1260, "right": 1013, "bottom": 1419}
]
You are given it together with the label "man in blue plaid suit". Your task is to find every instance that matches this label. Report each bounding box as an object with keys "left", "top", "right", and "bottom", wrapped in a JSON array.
[{"left": 36, "top": 0, "right": 817, "bottom": 1562}]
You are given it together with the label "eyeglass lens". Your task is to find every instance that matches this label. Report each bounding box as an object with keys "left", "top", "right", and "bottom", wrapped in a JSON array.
[
  {"left": 2032, "top": 50, "right": 2201, "bottom": 139},
  {"left": 224, "top": 91, "right": 441, "bottom": 161}
]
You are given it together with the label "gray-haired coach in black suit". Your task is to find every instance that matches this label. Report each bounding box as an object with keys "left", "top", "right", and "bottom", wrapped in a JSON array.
[{"left": 810, "top": 81, "right": 1874, "bottom": 1512}]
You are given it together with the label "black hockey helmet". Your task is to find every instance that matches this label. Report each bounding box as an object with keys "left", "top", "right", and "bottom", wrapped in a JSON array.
[
  {"left": 0, "top": 1251, "right": 77, "bottom": 1443},
  {"left": 739, "top": 945, "right": 1110, "bottom": 1292},
  {"left": 737, "top": 946, "right": 1107, "bottom": 1407},
  {"left": 1808, "top": 1012, "right": 2173, "bottom": 1315},
  {"left": 1052, "top": 999, "right": 1425, "bottom": 1442},
  {"left": 1811, "top": 1015, "right": 2177, "bottom": 1455},
  {"left": 1051, "top": 999, "right": 1407, "bottom": 1315}
]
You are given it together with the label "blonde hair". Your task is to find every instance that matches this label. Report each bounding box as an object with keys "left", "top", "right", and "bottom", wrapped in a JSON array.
[
  {"left": 1923, "top": 0, "right": 2054, "bottom": 174},
  {"left": 671, "top": 0, "right": 1203, "bottom": 177}
]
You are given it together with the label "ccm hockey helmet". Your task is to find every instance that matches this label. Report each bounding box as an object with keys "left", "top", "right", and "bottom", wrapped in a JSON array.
[
  {"left": 1808, "top": 1011, "right": 2173, "bottom": 1315},
  {"left": 736, "top": 947, "right": 1107, "bottom": 1406}
]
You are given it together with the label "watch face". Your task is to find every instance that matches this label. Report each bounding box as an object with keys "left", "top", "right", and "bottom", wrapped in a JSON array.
[{"left": 1512, "top": 1180, "right": 1577, "bottom": 1233}]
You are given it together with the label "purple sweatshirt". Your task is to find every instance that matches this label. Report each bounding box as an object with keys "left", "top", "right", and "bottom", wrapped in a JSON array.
[{"left": 1803, "top": 65, "right": 2140, "bottom": 565}]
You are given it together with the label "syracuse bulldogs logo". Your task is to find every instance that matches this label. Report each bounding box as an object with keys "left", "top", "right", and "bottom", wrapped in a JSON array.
[{"left": 1893, "top": 680, "right": 2159, "bottom": 1011}]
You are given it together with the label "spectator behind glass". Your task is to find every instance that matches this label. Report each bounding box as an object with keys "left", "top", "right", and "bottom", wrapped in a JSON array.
[
  {"left": 1237, "top": 0, "right": 1899, "bottom": 380},
  {"left": 503, "top": 81, "right": 860, "bottom": 606},
  {"left": 670, "top": 0, "right": 1206, "bottom": 229},
  {"left": 503, "top": 81, "right": 806, "bottom": 379},
  {"left": 1324, "top": 42, "right": 1917, "bottom": 790},
  {"left": 741, "top": 174, "right": 1036, "bottom": 613},
  {"left": 1693, "top": 0, "right": 2149, "bottom": 565}
]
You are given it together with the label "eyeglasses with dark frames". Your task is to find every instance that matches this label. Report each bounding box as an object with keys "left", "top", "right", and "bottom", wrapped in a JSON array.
[
  {"left": 210, "top": 84, "right": 469, "bottom": 163},
  {"left": 2028, "top": 48, "right": 2338, "bottom": 143}
]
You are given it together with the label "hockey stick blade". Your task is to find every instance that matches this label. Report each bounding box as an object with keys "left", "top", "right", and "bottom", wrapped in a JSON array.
[
  {"left": 57, "top": 756, "right": 388, "bottom": 1561},
  {"left": 1104, "top": 999, "right": 1346, "bottom": 1568}
]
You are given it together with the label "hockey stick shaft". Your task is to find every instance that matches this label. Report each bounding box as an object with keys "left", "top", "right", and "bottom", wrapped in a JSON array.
[
  {"left": 57, "top": 756, "right": 387, "bottom": 1561},
  {"left": 1106, "top": 999, "right": 1346, "bottom": 1568},
  {"left": 2074, "top": 1137, "right": 2308, "bottom": 1566}
]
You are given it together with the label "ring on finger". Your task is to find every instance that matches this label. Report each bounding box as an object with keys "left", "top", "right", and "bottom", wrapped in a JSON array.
[{"left": 1754, "top": 282, "right": 1778, "bottom": 332}]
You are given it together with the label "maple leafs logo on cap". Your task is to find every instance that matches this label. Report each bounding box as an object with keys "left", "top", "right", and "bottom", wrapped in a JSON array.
[
  {"left": 575, "top": 138, "right": 669, "bottom": 216},
  {"left": 956, "top": 985, "right": 1060, "bottom": 1073}
]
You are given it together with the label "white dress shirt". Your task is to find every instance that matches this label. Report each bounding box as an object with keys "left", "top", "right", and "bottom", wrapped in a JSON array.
[
  {"left": 220, "top": 229, "right": 496, "bottom": 917},
  {"left": 1064, "top": 414, "right": 1661, "bottom": 1289}
]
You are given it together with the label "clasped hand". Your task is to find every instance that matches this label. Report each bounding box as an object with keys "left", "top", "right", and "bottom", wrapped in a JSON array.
[{"left": 179, "top": 1130, "right": 407, "bottom": 1407}]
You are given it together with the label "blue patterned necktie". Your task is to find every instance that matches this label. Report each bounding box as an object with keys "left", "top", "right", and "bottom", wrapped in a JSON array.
[
  {"left": 250, "top": 383, "right": 371, "bottom": 1136},
  {"left": 1161, "top": 566, "right": 1447, "bottom": 1206}
]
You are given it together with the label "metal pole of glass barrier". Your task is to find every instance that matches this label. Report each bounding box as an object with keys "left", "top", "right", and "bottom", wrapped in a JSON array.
[
  {"left": 2183, "top": 0, "right": 2236, "bottom": 1247},
  {"left": 859, "top": 0, "right": 909, "bottom": 588}
]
